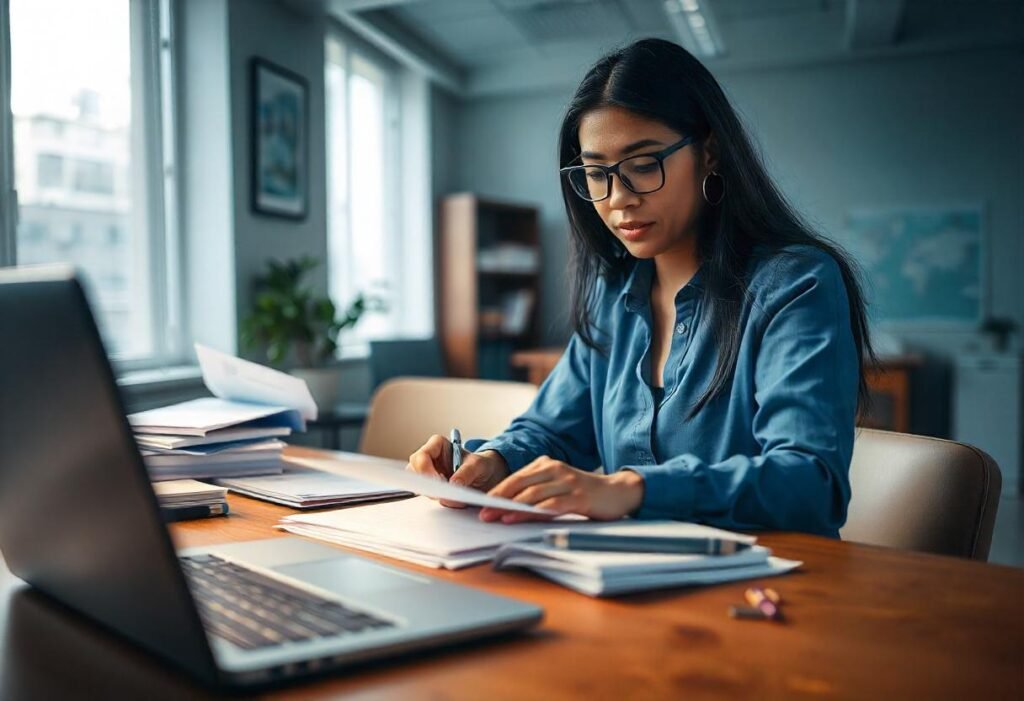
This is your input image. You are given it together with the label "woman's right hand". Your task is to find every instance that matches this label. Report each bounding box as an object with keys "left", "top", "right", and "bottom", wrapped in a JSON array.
[{"left": 406, "top": 435, "right": 510, "bottom": 508}]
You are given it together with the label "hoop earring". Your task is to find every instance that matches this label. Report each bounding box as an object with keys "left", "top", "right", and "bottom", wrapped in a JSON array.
[{"left": 702, "top": 171, "right": 725, "bottom": 206}]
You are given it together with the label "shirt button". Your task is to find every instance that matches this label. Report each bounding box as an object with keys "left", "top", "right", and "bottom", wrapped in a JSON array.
[{"left": 675, "top": 322, "right": 688, "bottom": 335}]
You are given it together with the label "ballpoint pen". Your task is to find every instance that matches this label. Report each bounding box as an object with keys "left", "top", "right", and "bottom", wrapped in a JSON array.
[{"left": 449, "top": 428, "right": 463, "bottom": 473}]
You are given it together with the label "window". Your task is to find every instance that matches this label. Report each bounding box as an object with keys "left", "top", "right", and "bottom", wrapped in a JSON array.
[
  {"left": 2, "top": 0, "right": 181, "bottom": 367},
  {"left": 72, "top": 158, "right": 115, "bottom": 194},
  {"left": 325, "top": 30, "right": 433, "bottom": 349},
  {"left": 36, "top": 153, "right": 63, "bottom": 188}
]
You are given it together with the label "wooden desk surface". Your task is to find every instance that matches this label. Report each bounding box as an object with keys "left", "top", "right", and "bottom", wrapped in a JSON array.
[{"left": 2, "top": 447, "right": 1022, "bottom": 700}]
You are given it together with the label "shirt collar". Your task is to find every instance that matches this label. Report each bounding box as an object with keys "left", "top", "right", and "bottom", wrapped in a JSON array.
[
  {"left": 619, "top": 258, "right": 705, "bottom": 312},
  {"left": 619, "top": 259, "right": 654, "bottom": 313}
]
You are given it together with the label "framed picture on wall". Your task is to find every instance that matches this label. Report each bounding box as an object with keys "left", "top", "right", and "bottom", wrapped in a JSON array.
[{"left": 250, "top": 57, "right": 308, "bottom": 219}]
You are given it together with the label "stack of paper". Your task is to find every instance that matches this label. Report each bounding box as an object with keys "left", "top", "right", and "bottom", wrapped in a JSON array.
[
  {"left": 217, "top": 466, "right": 410, "bottom": 509},
  {"left": 277, "top": 453, "right": 612, "bottom": 568},
  {"left": 128, "top": 344, "right": 317, "bottom": 482},
  {"left": 492, "top": 523, "right": 802, "bottom": 597},
  {"left": 278, "top": 495, "right": 601, "bottom": 569},
  {"left": 152, "top": 479, "right": 229, "bottom": 520}
]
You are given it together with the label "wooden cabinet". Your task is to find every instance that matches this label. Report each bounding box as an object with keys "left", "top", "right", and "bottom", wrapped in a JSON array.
[
  {"left": 860, "top": 356, "right": 923, "bottom": 434},
  {"left": 439, "top": 194, "right": 541, "bottom": 379}
]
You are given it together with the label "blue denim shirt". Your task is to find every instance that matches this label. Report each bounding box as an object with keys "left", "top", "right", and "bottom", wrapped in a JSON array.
[{"left": 478, "top": 245, "right": 859, "bottom": 537}]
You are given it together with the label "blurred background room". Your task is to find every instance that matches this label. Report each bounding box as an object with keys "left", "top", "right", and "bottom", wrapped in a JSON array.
[{"left": 0, "top": 0, "right": 1021, "bottom": 563}]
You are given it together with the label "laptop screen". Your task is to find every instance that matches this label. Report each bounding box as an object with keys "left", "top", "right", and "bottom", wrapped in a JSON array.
[{"left": 0, "top": 267, "right": 216, "bottom": 681}]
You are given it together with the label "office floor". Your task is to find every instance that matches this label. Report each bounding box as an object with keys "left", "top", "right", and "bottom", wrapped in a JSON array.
[{"left": 989, "top": 492, "right": 1024, "bottom": 568}]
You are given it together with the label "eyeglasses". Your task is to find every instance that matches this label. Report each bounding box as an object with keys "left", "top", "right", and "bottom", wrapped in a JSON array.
[{"left": 560, "top": 135, "right": 699, "bottom": 202}]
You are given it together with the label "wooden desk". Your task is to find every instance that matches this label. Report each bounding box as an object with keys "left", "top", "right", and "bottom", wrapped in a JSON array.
[{"left": 2, "top": 446, "right": 1022, "bottom": 700}]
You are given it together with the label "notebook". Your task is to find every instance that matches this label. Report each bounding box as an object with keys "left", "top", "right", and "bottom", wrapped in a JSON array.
[
  {"left": 492, "top": 522, "right": 802, "bottom": 597},
  {"left": 151, "top": 479, "right": 225, "bottom": 502},
  {"left": 216, "top": 466, "right": 410, "bottom": 509}
]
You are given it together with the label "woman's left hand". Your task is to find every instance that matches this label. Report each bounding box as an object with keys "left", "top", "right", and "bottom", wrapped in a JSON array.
[{"left": 479, "top": 456, "right": 645, "bottom": 524}]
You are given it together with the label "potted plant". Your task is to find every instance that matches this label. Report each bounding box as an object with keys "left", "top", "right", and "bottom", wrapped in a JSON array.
[{"left": 240, "top": 256, "right": 385, "bottom": 410}]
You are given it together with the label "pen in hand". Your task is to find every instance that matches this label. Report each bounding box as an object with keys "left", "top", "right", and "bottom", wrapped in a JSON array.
[{"left": 449, "top": 428, "right": 463, "bottom": 475}]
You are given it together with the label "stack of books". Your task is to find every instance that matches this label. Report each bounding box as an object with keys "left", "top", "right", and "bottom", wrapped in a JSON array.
[
  {"left": 153, "top": 479, "right": 229, "bottom": 522},
  {"left": 128, "top": 344, "right": 318, "bottom": 482}
]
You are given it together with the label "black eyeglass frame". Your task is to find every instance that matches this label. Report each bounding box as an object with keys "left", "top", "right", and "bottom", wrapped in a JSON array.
[{"left": 560, "top": 135, "right": 700, "bottom": 202}]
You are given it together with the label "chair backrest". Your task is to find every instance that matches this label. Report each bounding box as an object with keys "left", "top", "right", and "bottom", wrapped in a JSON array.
[
  {"left": 840, "top": 428, "right": 1002, "bottom": 561},
  {"left": 359, "top": 377, "right": 538, "bottom": 461},
  {"left": 368, "top": 339, "right": 445, "bottom": 389}
]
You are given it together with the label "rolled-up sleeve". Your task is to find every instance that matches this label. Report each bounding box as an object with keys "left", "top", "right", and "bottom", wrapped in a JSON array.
[
  {"left": 625, "top": 255, "right": 860, "bottom": 536},
  {"left": 475, "top": 334, "right": 602, "bottom": 473}
]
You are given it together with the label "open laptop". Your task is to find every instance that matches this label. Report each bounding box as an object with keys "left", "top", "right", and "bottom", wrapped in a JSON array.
[{"left": 0, "top": 266, "right": 542, "bottom": 688}]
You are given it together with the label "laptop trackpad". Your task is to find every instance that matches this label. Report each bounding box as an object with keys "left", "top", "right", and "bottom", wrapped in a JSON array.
[{"left": 275, "top": 557, "right": 428, "bottom": 595}]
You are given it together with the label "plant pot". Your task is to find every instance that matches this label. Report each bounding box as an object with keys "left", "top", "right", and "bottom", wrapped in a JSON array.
[{"left": 290, "top": 366, "right": 342, "bottom": 413}]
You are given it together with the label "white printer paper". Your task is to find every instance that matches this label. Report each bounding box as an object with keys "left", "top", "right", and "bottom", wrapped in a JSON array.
[{"left": 195, "top": 343, "right": 318, "bottom": 421}]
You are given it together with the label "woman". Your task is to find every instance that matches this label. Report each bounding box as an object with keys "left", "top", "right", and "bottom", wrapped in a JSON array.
[{"left": 408, "top": 38, "right": 874, "bottom": 537}]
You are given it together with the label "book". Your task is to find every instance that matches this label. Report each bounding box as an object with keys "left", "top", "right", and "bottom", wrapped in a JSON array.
[
  {"left": 500, "top": 288, "right": 536, "bottom": 335},
  {"left": 153, "top": 479, "right": 230, "bottom": 521},
  {"left": 151, "top": 479, "right": 228, "bottom": 506},
  {"left": 160, "top": 501, "right": 229, "bottom": 522},
  {"left": 216, "top": 466, "right": 410, "bottom": 509},
  {"left": 492, "top": 522, "right": 801, "bottom": 597}
]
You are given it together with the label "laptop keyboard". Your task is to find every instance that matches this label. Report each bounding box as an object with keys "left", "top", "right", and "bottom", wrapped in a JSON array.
[{"left": 180, "top": 554, "right": 395, "bottom": 650}]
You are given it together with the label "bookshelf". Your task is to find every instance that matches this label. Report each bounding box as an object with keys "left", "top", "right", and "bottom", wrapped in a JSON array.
[{"left": 439, "top": 193, "right": 541, "bottom": 379}]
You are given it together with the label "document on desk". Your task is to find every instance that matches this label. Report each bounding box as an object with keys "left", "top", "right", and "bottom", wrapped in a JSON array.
[
  {"left": 287, "top": 452, "right": 559, "bottom": 515},
  {"left": 129, "top": 345, "right": 318, "bottom": 437},
  {"left": 217, "top": 466, "right": 410, "bottom": 509},
  {"left": 129, "top": 399, "right": 304, "bottom": 437},
  {"left": 493, "top": 521, "right": 802, "bottom": 597},
  {"left": 494, "top": 543, "right": 802, "bottom": 597},
  {"left": 277, "top": 495, "right": 602, "bottom": 569}
]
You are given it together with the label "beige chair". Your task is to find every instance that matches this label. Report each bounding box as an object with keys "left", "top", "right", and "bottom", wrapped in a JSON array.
[
  {"left": 359, "top": 377, "right": 538, "bottom": 462},
  {"left": 841, "top": 428, "right": 1002, "bottom": 561}
]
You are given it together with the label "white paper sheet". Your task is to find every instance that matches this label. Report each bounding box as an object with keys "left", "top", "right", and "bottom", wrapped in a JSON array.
[
  {"left": 286, "top": 452, "right": 560, "bottom": 515},
  {"left": 277, "top": 495, "right": 598, "bottom": 569},
  {"left": 129, "top": 399, "right": 302, "bottom": 436},
  {"left": 196, "top": 343, "right": 318, "bottom": 421}
]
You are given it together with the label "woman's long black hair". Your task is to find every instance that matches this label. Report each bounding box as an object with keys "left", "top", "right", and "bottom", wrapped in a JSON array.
[{"left": 559, "top": 38, "right": 876, "bottom": 417}]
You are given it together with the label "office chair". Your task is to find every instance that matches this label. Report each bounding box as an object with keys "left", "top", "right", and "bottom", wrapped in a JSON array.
[
  {"left": 368, "top": 338, "right": 445, "bottom": 389},
  {"left": 840, "top": 428, "right": 1002, "bottom": 561},
  {"left": 359, "top": 377, "right": 537, "bottom": 461}
]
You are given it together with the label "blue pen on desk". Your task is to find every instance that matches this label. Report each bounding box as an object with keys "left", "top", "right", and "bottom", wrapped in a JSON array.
[{"left": 449, "top": 428, "right": 463, "bottom": 473}]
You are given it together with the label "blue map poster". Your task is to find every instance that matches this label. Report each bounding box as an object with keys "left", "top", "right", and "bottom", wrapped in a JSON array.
[{"left": 843, "top": 206, "right": 983, "bottom": 324}]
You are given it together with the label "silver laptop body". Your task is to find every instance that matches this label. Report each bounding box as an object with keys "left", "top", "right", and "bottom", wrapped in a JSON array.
[{"left": 0, "top": 267, "right": 541, "bottom": 688}]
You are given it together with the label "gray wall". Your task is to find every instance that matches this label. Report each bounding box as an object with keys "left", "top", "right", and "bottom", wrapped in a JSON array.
[
  {"left": 179, "top": 0, "right": 328, "bottom": 358},
  {"left": 457, "top": 88, "right": 573, "bottom": 344},
  {"left": 453, "top": 46, "right": 1024, "bottom": 354},
  {"left": 227, "top": 0, "right": 329, "bottom": 333}
]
